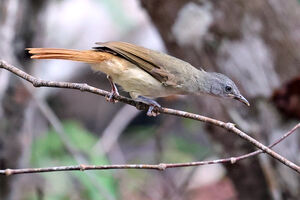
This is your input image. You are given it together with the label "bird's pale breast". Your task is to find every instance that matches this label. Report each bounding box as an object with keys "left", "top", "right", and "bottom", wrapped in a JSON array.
[{"left": 91, "top": 56, "right": 178, "bottom": 99}]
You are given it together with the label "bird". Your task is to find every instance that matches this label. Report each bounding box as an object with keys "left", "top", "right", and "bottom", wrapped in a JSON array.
[{"left": 27, "top": 41, "right": 249, "bottom": 116}]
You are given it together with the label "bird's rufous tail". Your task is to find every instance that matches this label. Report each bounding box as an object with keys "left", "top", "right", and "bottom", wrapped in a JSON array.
[{"left": 26, "top": 48, "right": 112, "bottom": 63}]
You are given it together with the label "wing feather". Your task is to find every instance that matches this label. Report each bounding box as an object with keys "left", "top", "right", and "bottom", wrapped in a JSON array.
[{"left": 94, "top": 42, "right": 177, "bottom": 86}]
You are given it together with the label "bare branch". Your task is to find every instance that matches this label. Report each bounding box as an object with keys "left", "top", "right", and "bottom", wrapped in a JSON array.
[
  {"left": 0, "top": 59, "right": 299, "bottom": 173},
  {"left": 0, "top": 122, "right": 299, "bottom": 175}
]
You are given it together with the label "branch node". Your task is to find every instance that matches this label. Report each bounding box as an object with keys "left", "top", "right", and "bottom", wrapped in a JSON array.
[
  {"left": 79, "top": 164, "right": 87, "bottom": 171},
  {"left": 158, "top": 163, "right": 167, "bottom": 170},
  {"left": 230, "top": 157, "right": 237, "bottom": 164},
  {"left": 80, "top": 83, "right": 88, "bottom": 92},
  {"left": 5, "top": 169, "right": 12, "bottom": 176},
  {"left": 225, "top": 122, "right": 235, "bottom": 130},
  {"left": 32, "top": 79, "right": 42, "bottom": 87}
]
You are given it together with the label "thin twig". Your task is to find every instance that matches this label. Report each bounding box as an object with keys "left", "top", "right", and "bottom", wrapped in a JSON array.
[
  {"left": 234, "top": 123, "right": 300, "bottom": 161},
  {"left": 0, "top": 120, "right": 298, "bottom": 175},
  {"left": 0, "top": 109, "right": 299, "bottom": 176},
  {"left": 0, "top": 59, "right": 299, "bottom": 173},
  {"left": 5, "top": 62, "right": 116, "bottom": 199},
  {"left": 31, "top": 94, "right": 115, "bottom": 200}
]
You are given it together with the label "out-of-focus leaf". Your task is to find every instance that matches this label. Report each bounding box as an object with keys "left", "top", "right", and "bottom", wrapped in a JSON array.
[
  {"left": 162, "top": 136, "right": 211, "bottom": 163},
  {"left": 30, "top": 120, "right": 118, "bottom": 200},
  {"left": 124, "top": 125, "right": 157, "bottom": 143},
  {"left": 170, "top": 136, "right": 210, "bottom": 156},
  {"left": 182, "top": 117, "right": 205, "bottom": 135}
]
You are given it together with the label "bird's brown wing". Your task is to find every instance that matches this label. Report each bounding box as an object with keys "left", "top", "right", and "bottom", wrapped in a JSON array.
[{"left": 94, "top": 41, "right": 178, "bottom": 86}]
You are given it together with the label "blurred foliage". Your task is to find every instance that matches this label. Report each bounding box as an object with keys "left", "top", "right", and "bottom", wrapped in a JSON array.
[
  {"left": 30, "top": 121, "right": 118, "bottom": 200},
  {"left": 165, "top": 136, "right": 210, "bottom": 162},
  {"left": 124, "top": 125, "right": 157, "bottom": 143},
  {"left": 124, "top": 121, "right": 211, "bottom": 163},
  {"left": 28, "top": 119, "right": 211, "bottom": 199}
]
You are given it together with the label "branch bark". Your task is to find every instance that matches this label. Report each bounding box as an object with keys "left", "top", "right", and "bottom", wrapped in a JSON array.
[{"left": 0, "top": 59, "right": 299, "bottom": 174}]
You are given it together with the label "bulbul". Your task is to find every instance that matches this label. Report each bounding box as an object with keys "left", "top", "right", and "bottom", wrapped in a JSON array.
[{"left": 27, "top": 41, "right": 249, "bottom": 116}]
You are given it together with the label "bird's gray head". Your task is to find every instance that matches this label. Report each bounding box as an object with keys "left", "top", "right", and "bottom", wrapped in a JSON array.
[{"left": 203, "top": 72, "right": 250, "bottom": 106}]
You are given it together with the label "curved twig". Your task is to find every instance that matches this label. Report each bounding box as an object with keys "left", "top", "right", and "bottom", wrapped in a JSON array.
[
  {"left": 0, "top": 59, "right": 299, "bottom": 173},
  {"left": 0, "top": 122, "right": 299, "bottom": 175}
]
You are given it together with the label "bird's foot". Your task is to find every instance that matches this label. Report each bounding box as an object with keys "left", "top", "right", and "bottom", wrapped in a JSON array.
[
  {"left": 137, "top": 96, "right": 161, "bottom": 117},
  {"left": 147, "top": 105, "right": 161, "bottom": 117},
  {"left": 106, "top": 90, "right": 119, "bottom": 103},
  {"left": 106, "top": 75, "right": 119, "bottom": 103}
]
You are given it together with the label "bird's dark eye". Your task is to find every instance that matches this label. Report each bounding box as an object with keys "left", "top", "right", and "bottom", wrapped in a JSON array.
[{"left": 225, "top": 86, "right": 232, "bottom": 93}]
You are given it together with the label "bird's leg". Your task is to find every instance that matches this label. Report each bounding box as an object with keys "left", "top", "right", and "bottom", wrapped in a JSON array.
[
  {"left": 106, "top": 75, "right": 119, "bottom": 103},
  {"left": 136, "top": 96, "right": 161, "bottom": 117}
]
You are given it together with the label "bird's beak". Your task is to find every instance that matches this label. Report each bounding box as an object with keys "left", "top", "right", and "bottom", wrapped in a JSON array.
[{"left": 234, "top": 95, "right": 250, "bottom": 106}]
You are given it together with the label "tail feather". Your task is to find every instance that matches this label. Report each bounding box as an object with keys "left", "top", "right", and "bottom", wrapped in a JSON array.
[{"left": 26, "top": 48, "right": 112, "bottom": 63}]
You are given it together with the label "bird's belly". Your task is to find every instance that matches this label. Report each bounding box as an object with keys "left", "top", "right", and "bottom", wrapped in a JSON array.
[
  {"left": 91, "top": 59, "right": 177, "bottom": 98},
  {"left": 118, "top": 68, "right": 168, "bottom": 97}
]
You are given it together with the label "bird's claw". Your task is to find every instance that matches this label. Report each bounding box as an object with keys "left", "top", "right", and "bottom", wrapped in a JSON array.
[
  {"left": 106, "top": 91, "right": 119, "bottom": 103},
  {"left": 135, "top": 95, "right": 161, "bottom": 117},
  {"left": 147, "top": 105, "right": 161, "bottom": 117}
]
